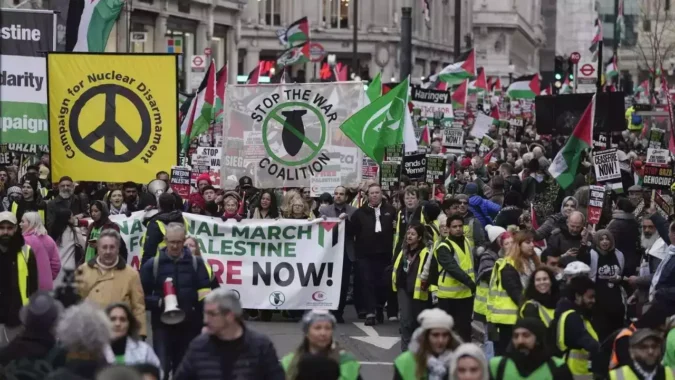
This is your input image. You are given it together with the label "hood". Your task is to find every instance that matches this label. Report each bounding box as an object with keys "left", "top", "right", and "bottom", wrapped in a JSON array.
[
  {"left": 592, "top": 229, "right": 615, "bottom": 252},
  {"left": 154, "top": 210, "right": 184, "bottom": 225},
  {"left": 449, "top": 344, "right": 489, "bottom": 380},
  {"left": 560, "top": 196, "right": 578, "bottom": 213},
  {"left": 477, "top": 249, "right": 499, "bottom": 280}
]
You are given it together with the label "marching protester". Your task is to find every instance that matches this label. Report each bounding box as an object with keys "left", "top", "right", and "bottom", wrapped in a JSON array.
[
  {"left": 519, "top": 266, "right": 559, "bottom": 328},
  {"left": 141, "top": 193, "right": 188, "bottom": 265},
  {"left": 448, "top": 343, "right": 488, "bottom": 380},
  {"left": 49, "top": 208, "right": 87, "bottom": 288},
  {"left": 0, "top": 211, "right": 38, "bottom": 348},
  {"left": 10, "top": 175, "right": 47, "bottom": 223},
  {"left": 174, "top": 288, "right": 285, "bottom": 380},
  {"left": 20, "top": 211, "right": 61, "bottom": 291},
  {"left": 140, "top": 223, "right": 211, "bottom": 379},
  {"left": 533, "top": 195, "right": 577, "bottom": 241},
  {"left": 282, "top": 310, "right": 361, "bottom": 380},
  {"left": 46, "top": 176, "right": 88, "bottom": 231},
  {"left": 351, "top": 184, "right": 397, "bottom": 326},
  {"left": 249, "top": 189, "right": 280, "bottom": 219},
  {"left": 608, "top": 329, "right": 675, "bottom": 380},
  {"left": 76, "top": 229, "right": 146, "bottom": 338},
  {"left": 393, "top": 308, "right": 462, "bottom": 380},
  {"left": 86, "top": 201, "right": 126, "bottom": 262},
  {"left": 104, "top": 303, "right": 160, "bottom": 372},
  {"left": 107, "top": 189, "right": 130, "bottom": 217}
]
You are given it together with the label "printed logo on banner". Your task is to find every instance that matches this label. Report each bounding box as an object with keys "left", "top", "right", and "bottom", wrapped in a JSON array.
[
  {"left": 592, "top": 149, "right": 621, "bottom": 182},
  {"left": 269, "top": 291, "right": 286, "bottom": 307},
  {"left": 47, "top": 53, "right": 178, "bottom": 182},
  {"left": 226, "top": 83, "right": 364, "bottom": 188},
  {"left": 227, "top": 289, "right": 241, "bottom": 300},
  {"left": 312, "top": 291, "right": 327, "bottom": 301}
]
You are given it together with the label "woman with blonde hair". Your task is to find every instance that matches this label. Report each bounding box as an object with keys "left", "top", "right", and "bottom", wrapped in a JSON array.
[
  {"left": 20, "top": 211, "right": 61, "bottom": 291},
  {"left": 282, "top": 191, "right": 313, "bottom": 219},
  {"left": 488, "top": 231, "right": 540, "bottom": 355},
  {"left": 393, "top": 308, "right": 462, "bottom": 380}
]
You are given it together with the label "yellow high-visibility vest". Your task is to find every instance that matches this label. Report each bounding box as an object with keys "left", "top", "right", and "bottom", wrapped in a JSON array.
[
  {"left": 393, "top": 207, "right": 427, "bottom": 255},
  {"left": 473, "top": 281, "right": 489, "bottom": 317},
  {"left": 392, "top": 247, "right": 429, "bottom": 301},
  {"left": 610, "top": 365, "right": 675, "bottom": 380},
  {"left": 487, "top": 258, "right": 518, "bottom": 325},
  {"left": 462, "top": 218, "right": 475, "bottom": 249},
  {"left": 519, "top": 299, "right": 555, "bottom": 327},
  {"left": 435, "top": 238, "right": 474, "bottom": 299},
  {"left": 557, "top": 309, "right": 599, "bottom": 376},
  {"left": 17, "top": 245, "right": 31, "bottom": 305},
  {"left": 10, "top": 202, "right": 45, "bottom": 223}
]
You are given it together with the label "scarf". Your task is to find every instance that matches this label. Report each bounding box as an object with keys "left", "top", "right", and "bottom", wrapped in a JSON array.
[
  {"left": 370, "top": 203, "right": 382, "bottom": 233},
  {"left": 96, "top": 256, "right": 119, "bottom": 271},
  {"left": 427, "top": 351, "right": 452, "bottom": 380},
  {"left": 520, "top": 259, "right": 536, "bottom": 288},
  {"left": 650, "top": 245, "right": 675, "bottom": 301},
  {"left": 109, "top": 202, "right": 127, "bottom": 215},
  {"left": 632, "top": 362, "right": 657, "bottom": 380}
]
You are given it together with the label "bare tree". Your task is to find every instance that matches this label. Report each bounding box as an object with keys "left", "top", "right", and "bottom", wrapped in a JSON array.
[{"left": 633, "top": 0, "right": 675, "bottom": 90}]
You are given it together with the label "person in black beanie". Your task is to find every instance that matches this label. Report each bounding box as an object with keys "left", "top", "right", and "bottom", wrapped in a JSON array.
[
  {"left": 295, "top": 353, "right": 341, "bottom": 380},
  {"left": 9, "top": 175, "right": 47, "bottom": 223},
  {"left": 489, "top": 318, "right": 573, "bottom": 379}
]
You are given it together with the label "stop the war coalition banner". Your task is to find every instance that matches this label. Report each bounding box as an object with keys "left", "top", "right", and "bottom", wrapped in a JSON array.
[
  {"left": 1, "top": 9, "right": 57, "bottom": 146},
  {"left": 109, "top": 212, "right": 345, "bottom": 310}
]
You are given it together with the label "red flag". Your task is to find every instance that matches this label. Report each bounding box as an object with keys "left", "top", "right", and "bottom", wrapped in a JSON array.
[
  {"left": 418, "top": 125, "right": 431, "bottom": 146},
  {"left": 337, "top": 64, "right": 348, "bottom": 81},
  {"left": 246, "top": 62, "right": 261, "bottom": 84}
]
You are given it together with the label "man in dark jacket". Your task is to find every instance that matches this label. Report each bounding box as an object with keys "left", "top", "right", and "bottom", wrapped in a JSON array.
[
  {"left": 45, "top": 176, "right": 88, "bottom": 231},
  {"left": 351, "top": 184, "right": 396, "bottom": 326},
  {"left": 549, "top": 211, "right": 589, "bottom": 267},
  {"left": 174, "top": 288, "right": 284, "bottom": 380},
  {"left": 123, "top": 181, "right": 156, "bottom": 213},
  {"left": 140, "top": 223, "right": 211, "bottom": 380},
  {"left": 499, "top": 163, "right": 522, "bottom": 195},
  {"left": 141, "top": 193, "right": 188, "bottom": 266},
  {"left": 0, "top": 212, "right": 38, "bottom": 348},
  {"left": 319, "top": 185, "right": 358, "bottom": 323},
  {"left": 607, "top": 197, "right": 641, "bottom": 276}
]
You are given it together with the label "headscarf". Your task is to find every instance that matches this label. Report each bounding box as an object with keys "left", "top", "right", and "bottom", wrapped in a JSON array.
[
  {"left": 560, "top": 196, "right": 578, "bottom": 213},
  {"left": 593, "top": 229, "right": 615, "bottom": 254},
  {"left": 90, "top": 200, "right": 111, "bottom": 228},
  {"left": 449, "top": 344, "right": 489, "bottom": 380}
]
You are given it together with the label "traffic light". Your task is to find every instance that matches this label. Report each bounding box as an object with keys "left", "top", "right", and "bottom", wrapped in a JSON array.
[
  {"left": 568, "top": 57, "right": 575, "bottom": 82},
  {"left": 554, "top": 56, "right": 564, "bottom": 92}
]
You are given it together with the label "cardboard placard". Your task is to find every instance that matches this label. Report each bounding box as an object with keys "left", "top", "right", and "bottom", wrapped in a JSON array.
[
  {"left": 643, "top": 164, "right": 675, "bottom": 189},
  {"left": 588, "top": 185, "right": 605, "bottom": 224},
  {"left": 443, "top": 128, "right": 464, "bottom": 153},
  {"left": 592, "top": 149, "right": 621, "bottom": 182},
  {"left": 425, "top": 155, "right": 447, "bottom": 184},
  {"left": 402, "top": 153, "right": 427, "bottom": 182},
  {"left": 384, "top": 145, "right": 403, "bottom": 163}
]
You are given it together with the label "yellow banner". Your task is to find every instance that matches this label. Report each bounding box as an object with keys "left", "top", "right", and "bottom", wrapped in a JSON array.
[{"left": 47, "top": 53, "right": 178, "bottom": 183}]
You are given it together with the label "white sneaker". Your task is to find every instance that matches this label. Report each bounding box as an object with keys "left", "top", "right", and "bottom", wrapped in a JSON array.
[{"left": 388, "top": 316, "right": 399, "bottom": 322}]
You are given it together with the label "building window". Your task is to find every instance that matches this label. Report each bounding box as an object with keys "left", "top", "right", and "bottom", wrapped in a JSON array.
[
  {"left": 137, "top": 0, "right": 153, "bottom": 4},
  {"left": 264, "top": 0, "right": 281, "bottom": 26},
  {"left": 323, "top": 0, "right": 349, "bottom": 29}
]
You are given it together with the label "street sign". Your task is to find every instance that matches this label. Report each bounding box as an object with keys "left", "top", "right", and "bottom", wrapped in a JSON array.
[
  {"left": 204, "top": 47, "right": 212, "bottom": 56},
  {"left": 580, "top": 64, "right": 595, "bottom": 76},
  {"left": 570, "top": 52, "right": 581, "bottom": 64},
  {"left": 191, "top": 55, "right": 206, "bottom": 70},
  {"left": 308, "top": 42, "right": 326, "bottom": 62}
]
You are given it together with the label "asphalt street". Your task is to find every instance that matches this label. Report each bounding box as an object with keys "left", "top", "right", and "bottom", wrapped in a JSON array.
[{"left": 248, "top": 307, "right": 402, "bottom": 380}]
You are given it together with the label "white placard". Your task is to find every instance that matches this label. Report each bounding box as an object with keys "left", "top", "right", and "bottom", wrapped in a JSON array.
[{"left": 592, "top": 149, "right": 621, "bottom": 182}]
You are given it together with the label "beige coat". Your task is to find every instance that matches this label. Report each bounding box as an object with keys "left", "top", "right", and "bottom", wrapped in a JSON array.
[{"left": 77, "top": 258, "right": 146, "bottom": 336}]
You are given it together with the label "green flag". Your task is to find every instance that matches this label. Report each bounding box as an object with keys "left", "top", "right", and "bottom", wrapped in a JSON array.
[
  {"left": 340, "top": 77, "right": 409, "bottom": 164},
  {"left": 366, "top": 73, "right": 382, "bottom": 102}
]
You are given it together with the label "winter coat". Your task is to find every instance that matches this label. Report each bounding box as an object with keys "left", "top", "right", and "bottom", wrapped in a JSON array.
[
  {"left": 53, "top": 227, "right": 86, "bottom": 289},
  {"left": 350, "top": 202, "right": 396, "bottom": 259},
  {"left": 607, "top": 210, "right": 641, "bottom": 276},
  {"left": 45, "top": 194, "right": 88, "bottom": 231},
  {"left": 547, "top": 226, "right": 584, "bottom": 258},
  {"left": 174, "top": 328, "right": 285, "bottom": 380},
  {"left": 494, "top": 206, "right": 522, "bottom": 228},
  {"left": 0, "top": 329, "right": 62, "bottom": 365},
  {"left": 23, "top": 232, "right": 61, "bottom": 291},
  {"left": 0, "top": 233, "right": 38, "bottom": 327},
  {"left": 76, "top": 257, "right": 146, "bottom": 336},
  {"left": 534, "top": 213, "right": 567, "bottom": 241},
  {"left": 140, "top": 210, "right": 186, "bottom": 265},
  {"left": 140, "top": 247, "right": 210, "bottom": 328},
  {"left": 468, "top": 195, "right": 501, "bottom": 227},
  {"left": 103, "top": 337, "right": 161, "bottom": 375},
  {"left": 45, "top": 358, "right": 107, "bottom": 380}
]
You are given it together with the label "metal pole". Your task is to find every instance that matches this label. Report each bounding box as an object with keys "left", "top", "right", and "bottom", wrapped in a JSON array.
[
  {"left": 597, "top": 40, "right": 604, "bottom": 93},
  {"left": 352, "top": 0, "right": 358, "bottom": 78},
  {"left": 400, "top": 7, "right": 412, "bottom": 81},
  {"left": 574, "top": 63, "right": 578, "bottom": 93},
  {"left": 613, "top": 0, "right": 620, "bottom": 91},
  {"left": 454, "top": 0, "right": 461, "bottom": 60}
]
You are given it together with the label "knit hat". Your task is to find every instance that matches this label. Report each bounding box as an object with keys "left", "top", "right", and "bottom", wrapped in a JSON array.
[
  {"left": 514, "top": 317, "right": 547, "bottom": 345},
  {"left": 23, "top": 176, "right": 39, "bottom": 196},
  {"left": 189, "top": 192, "right": 206, "bottom": 209},
  {"left": 449, "top": 344, "right": 488, "bottom": 380},
  {"left": 301, "top": 309, "right": 336, "bottom": 333},
  {"left": 19, "top": 291, "right": 63, "bottom": 332},
  {"left": 464, "top": 183, "right": 479, "bottom": 196},
  {"left": 196, "top": 173, "right": 212, "bottom": 185},
  {"left": 7, "top": 186, "right": 21, "bottom": 198},
  {"left": 417, "top": 308, "right": 454, "bottom": 332},
  {"left": 485, "top": 225, "right": 506, "bottom": 243}
]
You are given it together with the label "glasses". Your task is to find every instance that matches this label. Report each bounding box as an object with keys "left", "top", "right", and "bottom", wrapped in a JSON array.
[
  {"left": 303, "top": 191, "right": 311, "bottom": 195},
  {"left": 458, "top": 201, "right": 468, "bottom": 205}
]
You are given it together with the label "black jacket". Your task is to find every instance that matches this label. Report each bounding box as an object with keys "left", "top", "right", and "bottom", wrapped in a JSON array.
[
  {"left": 351, "top": 203, "right": 396, "bottom": 259},
  {"left": 552, "top": 298, "right": 600, "bottom": 368},
  {"left": 0, "top": 233, "right": 38, "bottom": 327},
  {"left": 547, "top": 226, "right": 584, "bottom": 258},
  {"left": 10, "top": 199, "right": 47, "bottom": 224},
  {"left": 140, "top": 210, "right": 186, "bottom": 265},
  {"left": 46, "top": 194, "right": 88, "bottom": 231},
  {"left": 393, "top": 206, "right": 425, "bottom": 254},
  {"left": 607, "top": 211, "right": 641, "bottom": 276},
  {"left": 500, "top": 263, "right": 524, "bottom": 306},
  {"left": 431, "top": 236, "right": 476, "bottom": 292},
  {"left": 174, "top": 328, "right": 285, "bottom": 380}
]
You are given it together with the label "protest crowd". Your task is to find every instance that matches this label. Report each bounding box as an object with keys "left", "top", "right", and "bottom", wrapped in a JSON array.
[{"left": 5, "top": 6, "right": 675, "bottom": 380}]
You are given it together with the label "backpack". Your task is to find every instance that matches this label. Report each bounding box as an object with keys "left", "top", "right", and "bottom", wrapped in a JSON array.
[
  {"left": 151, "top": 254, "right": 200, "bottom": 284},
  {"left": 631, "top": 113, "right": 643, "bottom": 126}
]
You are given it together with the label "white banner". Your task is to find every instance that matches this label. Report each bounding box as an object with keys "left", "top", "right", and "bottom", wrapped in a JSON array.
[
  {"left": 109, "top": 212, "right": 345, "bottom": 310},
  {"left": 223, "top": 82, "right": 365, "bottom": 188}
]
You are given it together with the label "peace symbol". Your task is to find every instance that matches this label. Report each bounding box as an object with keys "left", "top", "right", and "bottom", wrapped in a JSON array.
[{"left": 69, "top": 84, "right": 151, "bottom": 162}]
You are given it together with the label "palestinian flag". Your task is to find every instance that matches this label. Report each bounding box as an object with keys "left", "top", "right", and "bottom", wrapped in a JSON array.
[
  {"left": 66, "top": 0, "right": 124, "bottom": 52},
  {"left": 181, "top": 60, "right": 216, "bottom": 153},
  {"left": 214, "top": 65, "right": 228, "bottom": 123},
  {"left": 540, "top": 84, "right": 552, "bottom": 95},
  {"left": 284, "top": 17, "right": 310, "bottom": 47},
  {"left": 452, "top": 79, "right": 468, "bottom": 110},
  {"left": 418, "top": 125, "right": 431, "bottom": 146},
  {"left": 506, "top": 74, "right": 540, "bottom": 99},
  {"left": 246, "top": 63, "right": 261, "bottom": 84},
  {"left": 492, "top": 78, "right": 502, "bottom": 96},
  {"left": 429, "top": 49, "right": 476, "bottom": 86},
  {"left": 548, "top": 94, "right": 595, "bottom": 189},
  {"left": 605, "top": 54, "right": 619, "bottom": 81},
  {"left": 469, "top": 68, "right": 488, "bottom": 94},
  {"left": 277, "top": 42, "right": 310, "bottom": 67},
  {"left": 590, "top": 17, "right": 603, "bottom": 60}
]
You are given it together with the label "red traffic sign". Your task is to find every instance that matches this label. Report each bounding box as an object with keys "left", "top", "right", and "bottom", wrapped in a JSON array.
[
  {"left": 570, "top": 52, "right": 581, "bottom": 64},
  {"left": 204, "top": 47, "right": 212, "bottom": 56},
  {"left": 580, "top": 63, "right": 595, "bottom": 76}
]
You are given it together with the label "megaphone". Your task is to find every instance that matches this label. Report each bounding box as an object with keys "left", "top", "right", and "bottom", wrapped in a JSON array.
[
  {"left": 148, "top": 179, "right": 168, "bottom": 203},
  {"left": 161, "top": 277, "right": 185, "bottom": 325}
]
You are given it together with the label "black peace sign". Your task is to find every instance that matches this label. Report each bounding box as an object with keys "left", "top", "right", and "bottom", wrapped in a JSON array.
[{"left": 70, "top": 84, "right": 151, "bottom": 162}]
